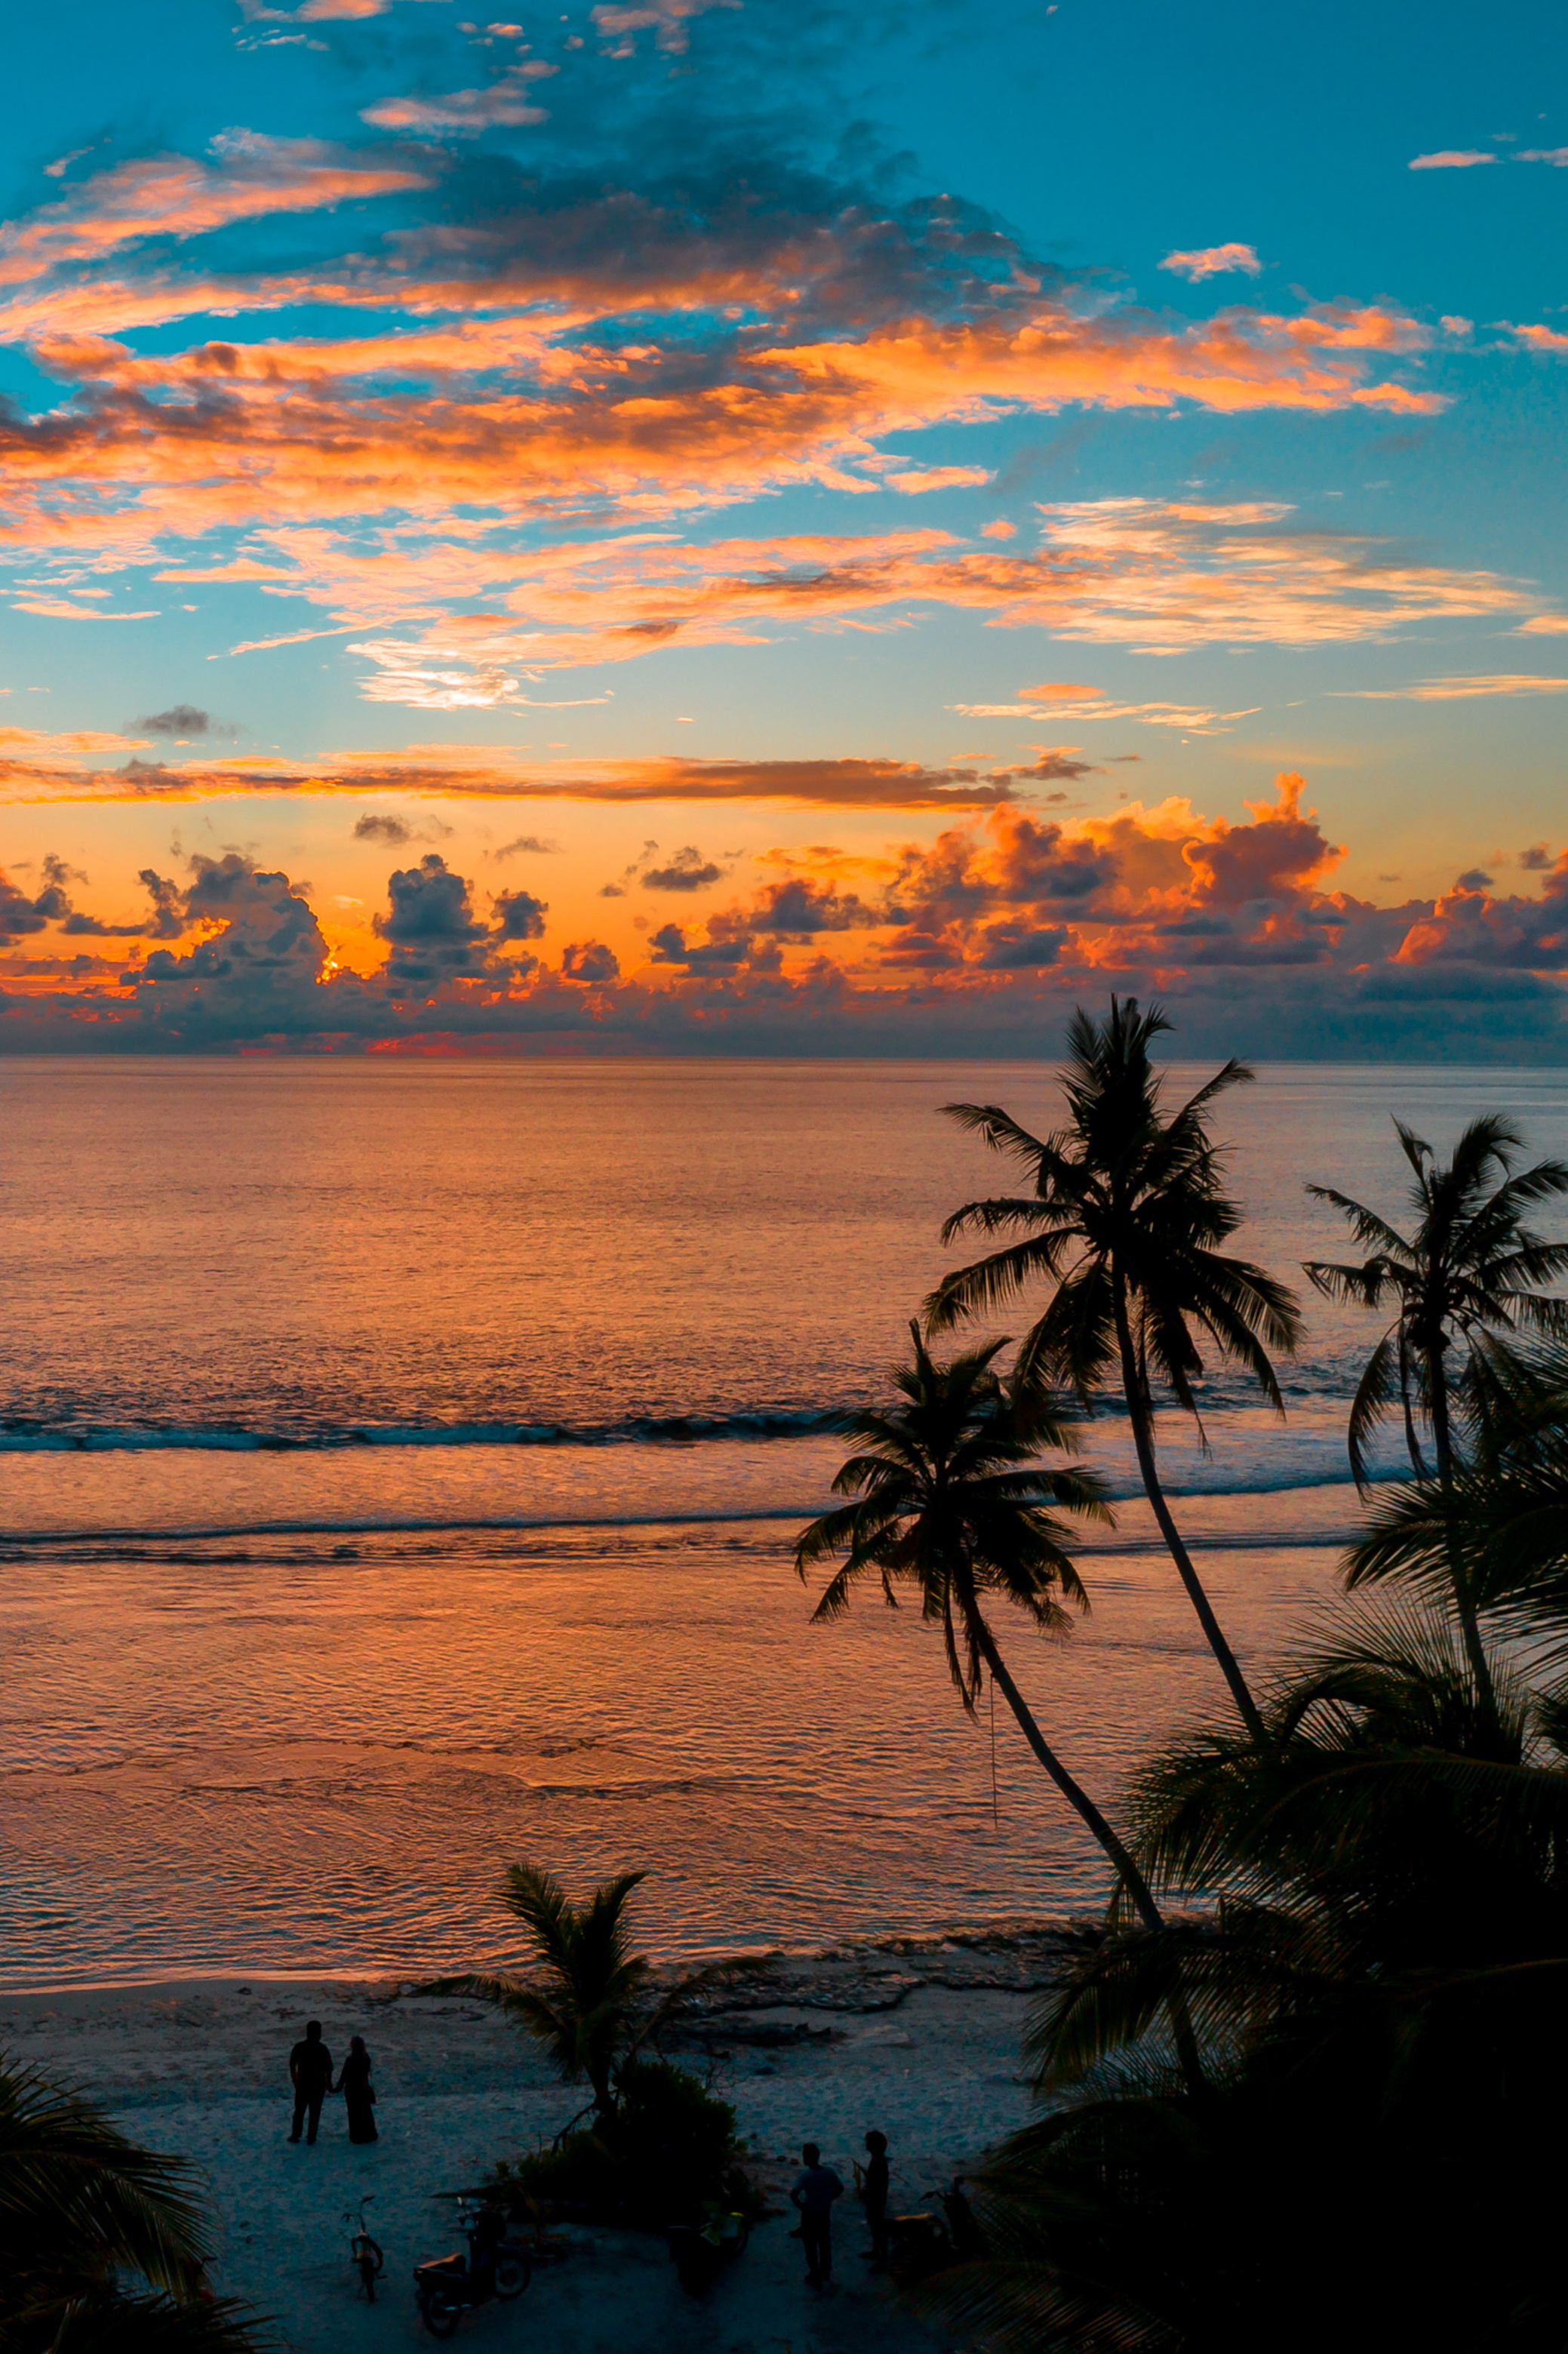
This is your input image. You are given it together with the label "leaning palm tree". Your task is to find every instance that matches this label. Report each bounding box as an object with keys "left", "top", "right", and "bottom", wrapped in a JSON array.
[
  {"left": 927, "top": 999, "right": 1301, "bottom": 1744},
  {"left": 796, "top": 1321, "right": 1165, "bottom": 1931},
  {"left": 0, "top": 2056, "right": 265, "bottom": 2353},
  {"left": 1305, "top": 1114, "right": 1568, "bottom": 1488},
  {"left": 1305, "top": 1115, "right": 1568, "bottom": 1712}
]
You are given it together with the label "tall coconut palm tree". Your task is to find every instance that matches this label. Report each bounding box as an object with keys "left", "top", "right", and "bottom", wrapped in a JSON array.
[
  {"left": 1305, "top": 1114, "right": 1568, "bottom": 1711},
  {"left": 926, "top": 999, "right": 1301, "bottom": 1745},
  {"left": 795, "top": 1322, "right": 1165, "bottom": 1932}
]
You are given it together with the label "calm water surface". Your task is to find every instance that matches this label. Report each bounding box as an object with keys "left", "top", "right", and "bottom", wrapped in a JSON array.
[{"left": 2, "top": 1058, "right": 1566, "bottom": 1983}]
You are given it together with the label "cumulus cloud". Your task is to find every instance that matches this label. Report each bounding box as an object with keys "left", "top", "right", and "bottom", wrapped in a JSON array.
[
  {"left": 354, "top": 812, "right": 415, "bottom": 845},
  {"left": 560, "top": 938, "right": 620, "bottom": 981},
  {"left": 1408, "top": 150, "right": 1496, "bottom": 169},
  {"left": 642, "top": 845, "right": 724, "bottom": 891},
  {"left": 492, "top": 885, "right": 549, "bottom": 938},
  {"left": 9, "top": 778, "right": 1568, "bottom": 1058},
  {"left": 1158, "top": 243, "right": 1263, "bottom": 282}
]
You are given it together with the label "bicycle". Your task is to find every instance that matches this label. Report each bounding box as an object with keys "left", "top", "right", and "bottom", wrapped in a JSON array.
[{"left": 345, "top": 2197, "right": 386, "bottom": 2302}]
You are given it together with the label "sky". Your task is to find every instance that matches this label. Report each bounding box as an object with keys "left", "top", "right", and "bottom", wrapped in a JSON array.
[{"left": 1, "top": 0, "right": 1565, "bottom": 1056}]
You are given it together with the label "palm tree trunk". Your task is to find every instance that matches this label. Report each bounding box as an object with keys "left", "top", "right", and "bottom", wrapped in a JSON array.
[
  {"left": 1428, "top": 1342, "right": 1499, "bottom": 1728},
  {"left": 969, "top": 1618, "right": 1163, "bottom": 1932},
  {"left": 1113, "top": 1285, "right": 1265, "bottom": 1744},
  {"left": 970, "top": 1620, "right": 1206, "bottom": 2093}
]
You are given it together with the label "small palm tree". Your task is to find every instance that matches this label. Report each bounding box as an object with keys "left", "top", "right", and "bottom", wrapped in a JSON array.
[
  {"left": 796, "top": 1322, "right": 1164, "bottom": 1931},
  {"left": 927, "top": 999, "right": 1301, "bottom": 1744},
  {"left": 1305, "top": 1114, "right": 1568, "bottom": 1488},
  {"left": 444, "top": 1865, "right": 743, "bottom": 2125},
  {"left": 0, "top": 2056, "right": 264, "bottom": 2352},
  {"left": 491, "top": 1866, "right": 653, "bottom": 2122},
  {"left": 1305, "top": 1115, "right": 1568, "bottom": 1713}
]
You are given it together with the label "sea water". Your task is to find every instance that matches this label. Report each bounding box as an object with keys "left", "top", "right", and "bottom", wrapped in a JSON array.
[{"left": 2, "top": 1057, "right": 1565, "bottom": 1983}]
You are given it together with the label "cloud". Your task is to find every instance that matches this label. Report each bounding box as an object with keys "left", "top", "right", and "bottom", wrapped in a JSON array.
[
  {"left": 354, "top": 813, "right": 414, "bottom": 845},
  {"left": 591, "top": 0, "right": 740, "bottom": 55},
  {"left": 1505, "top": 323, "right": 1568, "bottom": 354},
  {"left": 134, "top": 704, "right": 216, "bottom": 737},
  {"left": 560, "top": 938, "right": 620, "bottom": 980},
  {"left": 373, "top": 851, "right": 497, "bottom": 985},
  {"left": 1408, "top": 150, "right": 1496, "bottom": 169},
  {"left": 1517, "top": 614, "right": 1568, "bottom": 635},
  {"left": 1517, "top": 147, "right": 1568, "bottom": 165},
  {"left": 492, "top": 885, "right": 549, "bottom": 938},
  {"left": 1158, "top": 243, "right": 1263, "bottom": 282},
  {"left": 642, "top": 845, "right": 724, "bottom": 891},
  {"left": 494, "top": 834, "right": 561, "bottom": 857},
  {"left": 10, "top": 777, "right": 1568, "bottom": 1059},
  {"left": 2, "top": 740, "right": 1031, "bottom": 809},
  {"left": 1329, "top": 674, "right": 1568, "bottom": 700},
  {"left": 361, "top": 62, "right": 556, "bottom": 133},
  {"left": 0, "top": 134, "right": 429, "bottom": 288}
]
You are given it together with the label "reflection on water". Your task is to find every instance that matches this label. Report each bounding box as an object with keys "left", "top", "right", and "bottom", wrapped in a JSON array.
[
  {"left": 2, "top": 1057, "right": 1564, "bottom": 1982},
  {"left": 0, "top": 1500, "right": 1341, "bottom": 1984}
]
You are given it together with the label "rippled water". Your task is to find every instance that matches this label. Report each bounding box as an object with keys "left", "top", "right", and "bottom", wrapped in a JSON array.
[{"left": 2, "top": 1057, "right": 1565, "bottom": 1983}]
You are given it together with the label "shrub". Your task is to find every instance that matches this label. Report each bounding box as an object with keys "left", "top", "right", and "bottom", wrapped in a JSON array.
[{"left": 493, "top": 2060, "right": 759, "bottom": 2228}]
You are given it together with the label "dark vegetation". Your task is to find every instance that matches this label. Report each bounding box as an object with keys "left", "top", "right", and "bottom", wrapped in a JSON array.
[
  {"left": 800, "top": 997, "right": 1568, "bottom": 2352},
  {"left": 0, "top": 2058, "right": 266, "bottom": 2353},
  {"left": 436, "top": 1865, "right": 762, "bottom": 2229}
]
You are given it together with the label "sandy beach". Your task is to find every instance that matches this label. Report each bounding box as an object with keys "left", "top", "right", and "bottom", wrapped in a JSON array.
[{"left": 0, "top": 1927, "right": 1082, "bottom": 2354}]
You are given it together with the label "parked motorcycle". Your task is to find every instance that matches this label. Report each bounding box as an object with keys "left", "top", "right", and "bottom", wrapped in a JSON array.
[
  {"left": 414, "top": 2194, "right": 531, "bottom": 2337},
  {"left": 666, "top": 2206, "right": 750, "bottom": 2296}
]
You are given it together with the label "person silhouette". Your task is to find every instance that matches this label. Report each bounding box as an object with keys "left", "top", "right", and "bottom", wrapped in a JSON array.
[
  {"left": 790, "top": 2142, "right": 844, "bottom": 2288},
  {"left": 288, "top": 2020, "right": 334, "bottom": 2145},
  {"left": 334, "top": 2034, "right": 379, "bottom": 2143}
]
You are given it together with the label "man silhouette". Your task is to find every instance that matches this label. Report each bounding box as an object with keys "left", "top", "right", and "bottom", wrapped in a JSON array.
[
  {"left": 288, "top": 2020, "right": 334, "bottom": 2145},
  {"left": 790, "top": 2142, "right": 844, "bottom": 2288}
]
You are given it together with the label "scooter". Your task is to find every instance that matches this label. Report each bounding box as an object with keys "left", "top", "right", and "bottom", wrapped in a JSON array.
[{"left": 414, "top": 2194, "right": 531, "bottom": 2337}]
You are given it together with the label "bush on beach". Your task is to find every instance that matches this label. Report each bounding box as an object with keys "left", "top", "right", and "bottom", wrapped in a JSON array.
[{"left": 491, "top": 2060, "right": 762, "bottom": 2228}]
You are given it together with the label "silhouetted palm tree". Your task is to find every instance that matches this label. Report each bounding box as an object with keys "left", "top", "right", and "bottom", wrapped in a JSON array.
[
  {"left": 441, "top": 1864, "right": 743, "bottom": 2124},
  {"left": 0, "top": 2057, "right": 265, "bottom": 2353},
  {"left": 1305, "top": 1114, "right": 1568, "bottom": 1710},
  {"left": 1305, "top": 1114, "right": 1568, "bottom": 1486},
  {"left": 795, "top": 1322, "right": 1164, "bottom": 1931},
  {"left": 927, "top": 999, "right": 1300, "bottom": 1743},
  {"left": 919, "top": 1599, "right": 1568, "bottom": 2353}
]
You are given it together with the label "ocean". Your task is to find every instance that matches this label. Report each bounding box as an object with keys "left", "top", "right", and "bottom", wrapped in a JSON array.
[{"left": 4, "top": 1056, "right": 1565, "bottom": 1984}]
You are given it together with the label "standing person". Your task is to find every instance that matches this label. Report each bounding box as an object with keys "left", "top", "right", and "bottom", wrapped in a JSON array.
[
  {"left": 789, "top": 2143, "right": 844, "bottom": 2289},
  {"left": 862, "top": 2130, "right": 890, "bottom": 2266},
  {"left": 288, "top": 2020, "right": 334, "bottom": 2146},
  {"left": 334, "top": 2035, "right": 378, "bottom": 2144}
]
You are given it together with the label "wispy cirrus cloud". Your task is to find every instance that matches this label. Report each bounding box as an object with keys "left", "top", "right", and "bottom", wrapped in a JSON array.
[{"left": 1328, "top": 673, "right": 1568, "bottom": 700}]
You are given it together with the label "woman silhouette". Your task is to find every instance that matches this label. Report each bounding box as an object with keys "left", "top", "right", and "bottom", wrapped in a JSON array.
[{"left": 334, "top": 2036, "right": 379, "bottom": 2144}]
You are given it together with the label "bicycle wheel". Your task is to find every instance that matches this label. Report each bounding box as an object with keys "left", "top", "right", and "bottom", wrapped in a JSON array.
[
  {"left": 420, "top": 2284, "right": 464, "bottom": 2339},
  {"left": 493, "top": 2252, "right": 530, "bottom": 2300},
  {"left": 359, "top": 2236, "right": 386, "bottom": 2277}
]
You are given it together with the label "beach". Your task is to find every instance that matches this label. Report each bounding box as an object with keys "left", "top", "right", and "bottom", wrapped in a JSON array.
[{"left": 0, "top": 1929, "right": 1076, "bottom": 2354}]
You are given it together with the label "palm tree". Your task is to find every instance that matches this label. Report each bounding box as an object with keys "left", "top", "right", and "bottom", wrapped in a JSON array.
[
  {"left": 1305, "top": 1114, "right": 1568, "bottom": 1710},
  {"left": 795, "top": 1322, "right": 1165, "bottom": 1932},
  {"left": 918, "top": 1600, "right": 1568, "bottom": 2353},
  {"left": 1305, "top": 1114, "right": 1568, "bottom": 1488},
  {"left": 439, "top": 1864, "right": 744, "bottom": 2125},
  {"left": 0, "top": 2056, "right": 265, "bottom": 2353},
  {"left": 926, "top": 998, "right": 1301, "bottom": 1744}
]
